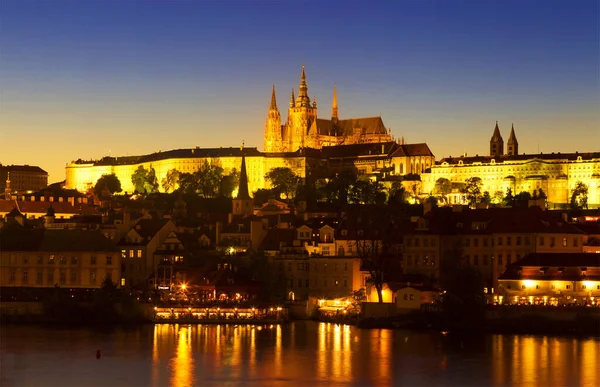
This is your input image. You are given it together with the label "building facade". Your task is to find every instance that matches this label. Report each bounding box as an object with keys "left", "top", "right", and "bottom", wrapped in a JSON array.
[
  {"left": 0, "top": 226, "right": 120, "bottom": 289},
  {"left": 1, "top": 164, "right": 48, "bottom": 195},
  {"left": 422, "top": 123, "right": 600, "bottom": 207}
]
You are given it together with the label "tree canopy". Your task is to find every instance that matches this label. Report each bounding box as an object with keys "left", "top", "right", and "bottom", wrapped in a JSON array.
[
  {"left": 571, "top": 181, "right": 588, "bottom": 210},
  {"left": 461, "top": 177, "right": 482, "bottom": 207},
  {"left": 131, "top": 166, "right": 159, "bottom": 194},
  {"left": 176, "top": 160, "right": 224, "bottom": 197},
  {"left": 161, "top": 169, "right": 180, "bottom": 193},
  {"left": 94, "top": 174, "right": 122, "bottom": 197},
  {"left": 434, "top": 177, "right": 452, "bottom": 203},
  {"left": 265, "top": 167, "right": 301, "bottom": 200}
]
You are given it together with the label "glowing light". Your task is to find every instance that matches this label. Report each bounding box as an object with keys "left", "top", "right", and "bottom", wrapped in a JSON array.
[
  {"left": 583, "top": 281, "right": 594, "bottom": 289},
  {"left": 523, "top": 280, "right": 535, "bottom": 288},
  {"left": 181, "top": 284, "right": 187, "bottom": 291}
]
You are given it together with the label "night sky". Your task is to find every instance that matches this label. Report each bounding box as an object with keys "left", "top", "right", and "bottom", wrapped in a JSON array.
[{"left": 1, "top": 0, "right": 598, "bottom": 182}]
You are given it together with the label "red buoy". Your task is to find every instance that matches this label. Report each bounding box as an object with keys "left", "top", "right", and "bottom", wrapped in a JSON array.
[{"left": 96, "top": 349, "right": 101, "bottom": 359}]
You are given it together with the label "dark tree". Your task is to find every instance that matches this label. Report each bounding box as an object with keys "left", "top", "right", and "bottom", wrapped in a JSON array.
[
  {"left": 220, "top": 168, "right": 239, "bottom": 198},
  {"left": 461, "top": 177, "right": 482, "bottom": 207},
  {"left": 351, "top": 206, "right": 402, "bottom": 303},
  {"left": 161, "top": 169, "right": 180, "bottom": 193},
  {"left": 502, "top": 188, "right": 514, "bottom": 207},
  {"left": 265, "top": 167, "right": 301, "bottom": 200},
  {"left": 434, "top": 177, "right": 452, "bottom": 204},
  {"left": 570, "top": 181, "right": 588, "bottom": 210},
  {"left": 94, "top": 174, "right": 122, "bottom": 197},
  {"left": 348, "top": 179, "right": 386, "bottom": 205}
]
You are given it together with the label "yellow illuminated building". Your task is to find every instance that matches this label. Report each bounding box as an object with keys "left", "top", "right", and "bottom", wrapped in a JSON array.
[{"left": 422, "top": 123, "right": 600, "bottom": 207}]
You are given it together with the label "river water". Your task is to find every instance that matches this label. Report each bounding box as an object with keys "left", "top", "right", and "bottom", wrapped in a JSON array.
[{"left": 0, "top": 322, "right": 598, "bottom": 387}]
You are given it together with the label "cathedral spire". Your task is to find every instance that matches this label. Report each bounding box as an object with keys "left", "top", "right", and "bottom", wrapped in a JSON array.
[
  {"left": 269, "top": 85, "right": 278, "bottom": 111},
  {"left": 331, "top": 84, "right": 338, "bottom": 121},
  {"left": 296, "top": 64, "right": 311, "bottom": 107},
  {"left": 289, "top": 88, "right": 295, "bottom": 108},
  {"left": 236, "top": 148, "right": 250, "bottom": 200},
  {"left": 507, "top": 123, "right": 519, "bottom": 156}
]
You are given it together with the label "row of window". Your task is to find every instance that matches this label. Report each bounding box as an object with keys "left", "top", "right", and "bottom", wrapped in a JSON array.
[
  {"left": 8, "top": 269, "right": 112, "bottom": 285},
  {"left": 405, "top": 255, "right": 436, "bottom": 267},
  {"left": 7, "top": 255, "right": 112, "bottom": 266},
  {"left": 121, "top": 249, "right": 143, "bottom": 259},
  {"left": 288, "top": 278, "right": 350, "bottom": 289},
  {"left": 507, "top": 283, "right": 600, "bottom": 291},
  {"left": 284, "top": 262, "right": 350, "bottom": 272}
]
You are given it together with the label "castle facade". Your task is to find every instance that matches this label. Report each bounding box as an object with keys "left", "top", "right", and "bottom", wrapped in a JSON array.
[
  {"left": 264, "top": 66, "right": 392, "bottom": 152},
  {"left": 422, "top": 123, "right": 600, "bottom": 207}
]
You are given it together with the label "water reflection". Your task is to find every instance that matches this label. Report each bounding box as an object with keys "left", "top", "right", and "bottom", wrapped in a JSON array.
[{"left": 0, "top": 323, "right": 598, "bottom": 387}]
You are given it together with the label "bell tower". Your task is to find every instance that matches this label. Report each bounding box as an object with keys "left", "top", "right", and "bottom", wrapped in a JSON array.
[
  {"left": 287, "top": 65, "right": 317, "bottom": 151},
  {"left": 264, "top": 85, "right": 282, "bottom": 152},
  {"left": 232, "top": 146, "right": 254, "bottom": 217},
  {"left": 507, "top": 124, "right": 519, "bottom": 156},
  {"left": 490, "top": 121, "right": 504, "bottom": 157}
]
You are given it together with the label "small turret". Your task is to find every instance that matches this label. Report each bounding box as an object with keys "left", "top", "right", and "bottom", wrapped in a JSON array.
[
  {"left": 44, "top": 205, "right": 55, "bottom": 228},
  {"left": 289, "top": 88, "right": 295, "bottom": 108},
  {"left": 4, "top": 172, "right": 11, "bottom": 200},
  {"left": 507, "top": 124, "right": 519, "bottom": 156}
]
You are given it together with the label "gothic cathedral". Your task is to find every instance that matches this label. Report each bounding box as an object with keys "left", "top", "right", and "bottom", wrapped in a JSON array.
[{"left": 264, "top": 66, "right": 392, "bottom": 153}]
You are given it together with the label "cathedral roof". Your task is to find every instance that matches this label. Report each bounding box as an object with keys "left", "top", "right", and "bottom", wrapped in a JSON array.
[
  {"left": 313, "top": 116, "right": 387, "bottom": 137},
  {"left": 392, "top": 143, "right": 434, "bottom": 157}
]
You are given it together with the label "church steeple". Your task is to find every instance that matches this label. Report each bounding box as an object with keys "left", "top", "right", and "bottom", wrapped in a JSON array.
[
  {"left": 4, "top": 172, "right": 11, "bottom": 200},
  {"left": 236, "top": 147, "right": 250, "bottom": 200},
  {"left": 232, "top": 144, "right": 254, "bottom": 216},
  {"left": 295, "top": 65, "right": 311, "bottom": 107},
  {"left": 507, "top": 123, "right": 519, "bottom": 156},
  {"left": 331, "top": 84, "right": 338, "bottom": 122},
  {"left": 490, "top": 121, "right": 504, "bottom": 157},
  {"left": 269, "top": 85, "right": 278, "bottom": 111}
]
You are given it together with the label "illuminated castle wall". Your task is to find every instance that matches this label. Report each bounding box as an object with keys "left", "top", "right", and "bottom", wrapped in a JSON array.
[
  {"left": 65, "top": 148, "right": 308, "bottom": 195},
  {"left": 421, "top": 123, "right": 600, "bottom": 207}
]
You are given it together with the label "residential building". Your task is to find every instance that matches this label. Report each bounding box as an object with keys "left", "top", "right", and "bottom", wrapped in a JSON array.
[
  {"left": 0, "top": 224, "right": 120, "bottom": 289},
  {"left": 117, "top": 218, "right": 177, "bottom": 288}
]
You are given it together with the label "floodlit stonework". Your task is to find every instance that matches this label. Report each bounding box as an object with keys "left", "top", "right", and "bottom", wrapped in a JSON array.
[{"left": 421, "top": 123, "right": 600, "bottom": 207}]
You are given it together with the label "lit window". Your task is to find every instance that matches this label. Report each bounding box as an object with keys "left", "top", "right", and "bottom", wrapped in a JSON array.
[
  {"left": 137, "top": 249, "right": 142, "bottom": 258},
  {"left": 129, "top": 250, "right": 134, "bottom": 258},
  {"left": 121, "top": 250, "right": 127, "bottom": 259}
]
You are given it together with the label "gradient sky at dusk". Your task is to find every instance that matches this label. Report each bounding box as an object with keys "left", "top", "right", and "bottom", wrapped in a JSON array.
[{"left": 1, "top": 0, "right": 599, "bottom": 182}]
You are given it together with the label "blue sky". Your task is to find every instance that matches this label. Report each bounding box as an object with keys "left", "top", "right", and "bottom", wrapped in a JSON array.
[{"left": 1, "top": 0, "right": 598, "bottom": 181}]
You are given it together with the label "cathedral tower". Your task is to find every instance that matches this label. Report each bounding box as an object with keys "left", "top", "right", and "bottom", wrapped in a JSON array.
[
  {"left": 507, "top": 124, "right": 519, "bottom": 156},
  {"left": 264, "top": 85, "right": 282, "bottom": 153},
  {"left": 287, "top": 65, "right": 317, "bottom": 151},
  {"left": 490, "top": 121, "right": 504, "bottom": 157}
]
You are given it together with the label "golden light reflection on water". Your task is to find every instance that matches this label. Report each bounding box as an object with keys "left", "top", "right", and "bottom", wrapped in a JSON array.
[
  {"left": 170, "top": 325, "right": 194, "bottom": 387},
  {"left": 145, "top": 323, "right": 599, "bottom": 386}
]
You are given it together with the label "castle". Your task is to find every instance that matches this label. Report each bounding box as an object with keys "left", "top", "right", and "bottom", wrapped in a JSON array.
[
  {"left": 422, "top": 122, "right": 600, "bottom": 207},
  {"left": 264, "top": 66, "right": 392, "bottom": 152}
]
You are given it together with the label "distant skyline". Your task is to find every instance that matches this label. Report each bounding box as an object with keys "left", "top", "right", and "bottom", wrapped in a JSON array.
[{"left": 1, "top": 0, "right": 599, "bottom": 182}]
